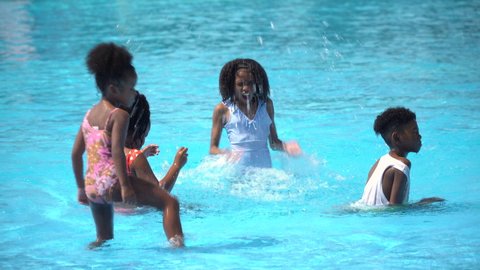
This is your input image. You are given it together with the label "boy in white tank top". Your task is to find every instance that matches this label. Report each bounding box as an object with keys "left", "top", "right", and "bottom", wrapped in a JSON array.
[{"left": 360, "top": 107, "right": 444, "bottom": 206}]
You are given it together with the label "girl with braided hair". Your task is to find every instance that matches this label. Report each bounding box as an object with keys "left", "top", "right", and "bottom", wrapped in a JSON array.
[
  {"left": 210, "top": 58, "right": 301, "bottom": 168},
  {"left": 119, "top": 92, "right": 188, "bottom": 246},
  {"left": 124, "top": 92, "right": 188, "bottom": 192}
]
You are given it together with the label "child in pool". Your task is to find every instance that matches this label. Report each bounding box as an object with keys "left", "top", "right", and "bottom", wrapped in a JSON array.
[
  {"left": 209, "top": 58, "right": 302, "bottom": 168},
  {"left": 71, "top": 43, "right": 184, "bottom": 247},
  {"left": 125, "top": 92, "right": 188, "bottom": 192},
  {"left": 360, "top": 107, "right": 444, "bottom": 206}
]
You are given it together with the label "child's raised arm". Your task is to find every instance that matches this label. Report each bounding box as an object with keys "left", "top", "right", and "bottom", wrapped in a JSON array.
[
  {"left": 141, "top": 144, "right": 159, "bottom": 157},
  {"left": 160, "top": 147, "right": 188, "bottom": 192}
]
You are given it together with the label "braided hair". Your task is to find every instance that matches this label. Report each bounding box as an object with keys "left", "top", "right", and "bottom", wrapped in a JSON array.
[
  {"left": 86, "top": 42, "right": 136, "bottom": 94},
  {"left": 219, "top": 58, "right": 270, "bottom": 102},
  {"left": 374, "top": 107, "right": 416, "bottom": 147},
  {"left": 125, "top": 93, "right": 151, "bottom": 149}
]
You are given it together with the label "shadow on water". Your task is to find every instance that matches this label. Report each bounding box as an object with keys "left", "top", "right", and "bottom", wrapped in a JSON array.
[
  {"left": 195, "top": 236, "right": 281, "bottom": 251},
  {"left": 166, "top": 236, "right": 282, "bottom": 254},
  {"left": 84, "top": 236, "right": 281, "bottom": 256},
  {"left": 114, "top": 203, "right": 207, "bottom": 219}
]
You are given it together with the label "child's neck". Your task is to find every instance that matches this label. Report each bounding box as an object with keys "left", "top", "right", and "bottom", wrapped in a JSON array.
[
  {"left": 389, "top": 148, "right": 409, "bottom": 157},
  {"left": 389, "top": 149, "right": 411, "bottom": 168},
  {"left": 235, "top": 97, "right": 258, "bottom": 118},
  {"left": 389, "top": 148, "right": 409, "bottom": 158},
  {"left": 101, "top": 98, "right": 114, "bottom": 108}
]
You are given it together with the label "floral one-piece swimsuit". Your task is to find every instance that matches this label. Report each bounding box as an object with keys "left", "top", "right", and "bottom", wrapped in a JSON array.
[{"left": 82, "top": 108, "right": 119, "bottom": 204}]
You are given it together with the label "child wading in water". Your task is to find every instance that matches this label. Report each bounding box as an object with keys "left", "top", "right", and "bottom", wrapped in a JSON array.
[
  {"left": 210, "top": 58, "right": 302, "bottom": 168},
  {"left": 360, "top": 107, "right": 443, "bottom": 206},
  {"left": 71, "top": 43, "right": 184, "bottom": 247}
]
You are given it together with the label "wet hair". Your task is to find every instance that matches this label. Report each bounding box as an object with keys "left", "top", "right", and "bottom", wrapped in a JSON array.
[
  {"left": 125, "top": 93, "right": 150, "bottom": 149},
  {"left": 219, "top": 58, "right": 270, "bottom": 101},
  {"left": 86, "top": 42, "right": 136, "bottom": 94},
  {"left": 374, "top": 107, "right": 416, "bottom": 146}
]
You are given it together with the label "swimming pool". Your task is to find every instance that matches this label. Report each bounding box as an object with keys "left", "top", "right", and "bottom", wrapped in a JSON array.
[{"left": 1, "top": 0, "right": 479, "bottom": 268}]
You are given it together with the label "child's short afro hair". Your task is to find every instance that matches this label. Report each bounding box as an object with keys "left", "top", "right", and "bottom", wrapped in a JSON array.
[{"left": 374, "top": 107, "right": 416, "bottom": 145}]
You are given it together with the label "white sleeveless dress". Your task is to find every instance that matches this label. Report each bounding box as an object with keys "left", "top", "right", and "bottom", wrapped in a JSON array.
[{"left": 223, "top": 99, "right": 272, "bottom": 168}]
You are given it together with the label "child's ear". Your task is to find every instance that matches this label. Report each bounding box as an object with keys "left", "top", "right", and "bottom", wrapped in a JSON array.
[
  {"left": 391, "top": 131, "right": 400, "bottom": 144},
  {"left": 107, "top": 84, "right": 119, "bottom": 94}
]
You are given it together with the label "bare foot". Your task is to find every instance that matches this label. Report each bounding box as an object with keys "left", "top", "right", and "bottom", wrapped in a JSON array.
[{"left": 168, "top": 235, "right": 185, "bottom": 248}]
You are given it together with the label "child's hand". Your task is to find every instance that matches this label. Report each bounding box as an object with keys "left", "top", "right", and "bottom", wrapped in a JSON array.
[
  {"left": 225, "top": 150, "right": 243, "bottom": 163},
  {"left": 77, "top": 188, "right": 88, "bottom": 205},
  {"left": 121, "top": 185, "right": 137, "bottom": 206},
  {"left": 173, "top": 147, "right": 188, "bottom": 169},
  {"left": 418, "top": 197, "right": 445, "bottom": 205},
  {"left": 141, "top": 144, "right": 160, "bottom": 157},
  {"left": 283, "top": 141, "right": 302, "bottom": 156}
]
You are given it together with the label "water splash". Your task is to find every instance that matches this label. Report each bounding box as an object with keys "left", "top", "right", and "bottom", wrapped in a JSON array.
[
  {"left": 184, "top": 154, "right": 326, "bottom": 202},
  {"left": 340, "top": 200, "right": 449, "bottom": 216},
  {"left": 116, "top": 24, "right": 143, "bottom": 53},
  {"left": 270, "top": 21, "right": 275, "bottom": 30},
  {"left": 257, "top": 36, "right": 264, "bottom": 46}
]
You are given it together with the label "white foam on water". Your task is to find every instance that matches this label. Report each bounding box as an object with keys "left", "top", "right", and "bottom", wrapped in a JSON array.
[{"left": 183, "top": 154, "right": 327, "bottom": 202}]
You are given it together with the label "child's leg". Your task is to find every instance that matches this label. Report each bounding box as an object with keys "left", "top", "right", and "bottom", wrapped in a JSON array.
[
  {"left": 130, "top": 176, "right": 184, "bottom": 245},
  {"left": 89, "top": 201, "right": 114, "bottom": 245}
]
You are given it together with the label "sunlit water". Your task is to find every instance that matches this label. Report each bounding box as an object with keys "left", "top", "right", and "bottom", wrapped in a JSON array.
[{"left": 1, "top": 0, "right": 479, "bottom": 269}]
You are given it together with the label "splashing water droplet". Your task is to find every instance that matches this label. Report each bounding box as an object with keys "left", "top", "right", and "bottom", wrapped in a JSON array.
[
  {"left": 257, "top": 36, "right": 263, "bottom": 46},
  {"left": 270, "top": 21, "right": 275, "bottom": 29}
]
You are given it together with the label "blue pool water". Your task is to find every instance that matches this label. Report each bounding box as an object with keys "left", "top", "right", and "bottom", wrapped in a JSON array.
[{"left": 1, "top": 0, "right": 479, "bottom": 268}]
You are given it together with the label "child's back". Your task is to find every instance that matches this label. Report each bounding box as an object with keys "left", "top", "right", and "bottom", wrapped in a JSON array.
[
  {"left": 361, "top": 153, "right": 410, "bottom": 205},
  {"left": 82, "top": 105, "right": 123, "bottom": 203}
]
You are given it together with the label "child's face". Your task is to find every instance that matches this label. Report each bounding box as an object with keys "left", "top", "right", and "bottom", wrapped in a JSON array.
[
  {"left": 234, "top": 69, "right": 255, "bottom": 104},
  {"left": 398, "top": 120, "right": 422, "bottom": 153}
]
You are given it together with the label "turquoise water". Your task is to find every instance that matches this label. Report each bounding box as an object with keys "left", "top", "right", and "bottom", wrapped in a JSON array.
[{"left": 1, "top": 0, "right": 479, "bottom": 268}]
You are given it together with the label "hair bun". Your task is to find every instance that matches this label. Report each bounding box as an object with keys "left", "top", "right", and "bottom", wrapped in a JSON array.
[{"left": 86, "top": 42, "right": 135, "bottom": 92}]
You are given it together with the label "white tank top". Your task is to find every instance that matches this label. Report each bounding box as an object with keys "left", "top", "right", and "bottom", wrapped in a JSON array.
[
  {"left": 361, "top": 154, "right": 410, "bottom": 206},
  {"left": 223, "top": 99, "right": 272, "bottom": 168}
]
